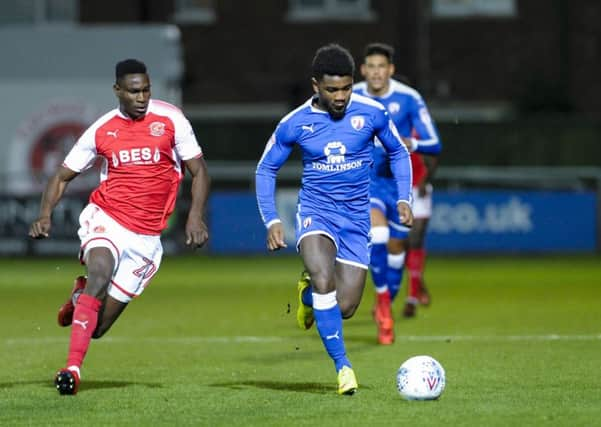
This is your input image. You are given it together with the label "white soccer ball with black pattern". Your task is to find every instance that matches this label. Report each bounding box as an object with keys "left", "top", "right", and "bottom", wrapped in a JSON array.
[{"left": 396, "top": 355, "right": 446, "bottom": 400}]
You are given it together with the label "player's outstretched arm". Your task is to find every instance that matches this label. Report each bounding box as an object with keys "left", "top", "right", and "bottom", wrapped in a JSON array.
[
  {"left": 183, "top": 157, "right": 210, "bottom": 248},
  {"left": 29, "top": 166, "right": 79, "bottom": 239}
]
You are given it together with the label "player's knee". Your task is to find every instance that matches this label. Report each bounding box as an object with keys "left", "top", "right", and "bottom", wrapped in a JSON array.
[
  {"left": 309, "top": 271, "right": 335, "bottom": 293},
  {"left": 85, "top": 264, "right": 113, "bottom": 297},
  {"left": 371, "top": 226, "right": 389, "bottom": 245},
  {"left": 84, "top": 273, "right": 111, "bottom": 297}
]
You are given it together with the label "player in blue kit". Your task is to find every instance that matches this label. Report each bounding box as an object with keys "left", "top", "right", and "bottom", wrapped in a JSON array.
[
  {"left": 354, "top": 43, "right": 442, "bottom": 343},
  {"left": 255, "top": 44, "right": 414, "bottom": 395}
]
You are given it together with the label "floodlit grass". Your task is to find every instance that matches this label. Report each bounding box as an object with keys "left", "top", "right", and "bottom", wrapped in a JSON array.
[{"left": 1, "top": 254, "right": 600, "bottom": 426}]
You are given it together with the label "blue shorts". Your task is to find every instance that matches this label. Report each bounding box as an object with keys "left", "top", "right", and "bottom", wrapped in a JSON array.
[
  {"left": 369, "top": 177, "right": 409, "bottom": 240},
  {"left": 295, "top": 202, "right": 371, "bottom": 269}
]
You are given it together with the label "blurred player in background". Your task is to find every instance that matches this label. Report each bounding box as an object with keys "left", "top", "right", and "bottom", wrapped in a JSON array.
[
  {"left": 354, "top": 43, "right": 442, "bottom": 343},
  {"left": 29, "top": 59, "right": 210, "bottom": 395},
  {"left": 256, "top": 44, "right": 413, "bottom": 395}
]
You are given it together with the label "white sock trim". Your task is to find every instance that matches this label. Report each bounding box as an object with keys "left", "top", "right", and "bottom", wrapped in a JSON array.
[
  {"left": 67, "top": 365, "right": 81, "bottom": 379},
  {"left": 72, "top": 290, "right": 83, "bottom": 306},
  {"left": 388, "top": 253, "right": 405, "bottom": 269},
  {"left": 375, "top": 285, "right": 389, "bottom": 294},
  {"left": 312, "top": 291, "right": 337, "bottom": 310},
  {"left": 371, "top": 226, "right": 389, "bottom": 244}
]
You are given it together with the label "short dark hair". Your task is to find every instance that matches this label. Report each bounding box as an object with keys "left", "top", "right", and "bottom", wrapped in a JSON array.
[
  {"left": 363, "top": 43, "right": 394, "bottom": 63},
  {"left": 115, "top": 59, "right": 147, "bottom": 82},
  {"left": 312, "top": 44, "right": 355, "bottom": 80}
]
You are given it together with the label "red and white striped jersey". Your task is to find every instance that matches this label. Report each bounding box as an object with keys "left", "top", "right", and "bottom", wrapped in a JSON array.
[{"left": 63, "top": 99, "right": 202, "bottom": 235}]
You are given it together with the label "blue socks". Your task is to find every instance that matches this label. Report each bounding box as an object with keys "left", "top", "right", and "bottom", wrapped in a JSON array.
[
  {"left": 387, "top": 253, "right": 405, "bottom": 301},
  {"left": 370, "top": 242, "right": 388, "bottom": 290},
  {"left": 313, "top": 292, "right": 350, "bottom": 372}
]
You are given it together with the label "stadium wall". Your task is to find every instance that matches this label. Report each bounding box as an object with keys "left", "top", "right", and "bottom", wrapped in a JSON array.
[
  {"left": 4, "top": 185, "right": 597, "bottom": 256},
  {"left": 207, "top": 189, "right": 598, "bottom": 255}
]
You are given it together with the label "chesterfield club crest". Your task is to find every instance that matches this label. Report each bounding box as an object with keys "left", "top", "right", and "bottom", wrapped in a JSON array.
[{"left": 350, "top": 115, "right": 365, "bottom": 130}]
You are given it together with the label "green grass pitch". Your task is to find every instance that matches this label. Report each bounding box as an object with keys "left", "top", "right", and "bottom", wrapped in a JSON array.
[{"left": 1, "top": 254, "right": 600, "bottom": 426}]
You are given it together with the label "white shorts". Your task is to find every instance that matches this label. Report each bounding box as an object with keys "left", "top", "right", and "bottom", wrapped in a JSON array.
[
  {"left": 412, "top": 184, "right": 433, "bottom": 219},
  {"left": 77, "top": 204, "right": 163, "bottom": 303}
]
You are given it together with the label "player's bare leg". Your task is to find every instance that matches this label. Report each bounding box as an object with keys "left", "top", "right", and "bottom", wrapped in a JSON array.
[
  {"left": 300, "top": 235, "right": 357, "bottom": 394},
  {"left": 300, "top": 234, "right": 337, "bottom": 295},
  {"left": 334, "top": 262, "right": 367, "bottom": 319},
  {"left": 93, "top": 296, "right": 128, "bottom": 338}
]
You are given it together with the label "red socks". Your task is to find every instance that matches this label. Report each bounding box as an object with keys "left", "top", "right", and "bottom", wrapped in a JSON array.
[
  {"left": 407, "top": 248, "right": 426, "bottom": 300},
  {"left": 66, "top": 294, "right": 102, "bottom": 369},
  {"left": 376, "top": 289, "right": 392, "bottom": 307}
]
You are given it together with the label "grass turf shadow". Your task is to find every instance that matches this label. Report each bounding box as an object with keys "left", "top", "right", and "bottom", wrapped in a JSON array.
[
  {"left": 79, "top": 380, "right": 163, "bottom": 392},
  {"left": 0, "top": 379, "right": 162, "bottom": 392},
  {"left": 209, "top": 380, "right": 371, "bottom": 395}
]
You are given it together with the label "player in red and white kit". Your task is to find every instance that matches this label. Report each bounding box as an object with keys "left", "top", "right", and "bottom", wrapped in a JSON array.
[
  {"left": 29, "top": 59, "right": 210, "bottom": 395},
  {"left": 404, "top": 147, "right": 439, "bottom": 317}
]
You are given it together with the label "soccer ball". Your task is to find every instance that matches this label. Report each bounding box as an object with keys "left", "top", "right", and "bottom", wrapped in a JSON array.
[{"left": 396, "top": 355, "right": 446, "bottom": 400}]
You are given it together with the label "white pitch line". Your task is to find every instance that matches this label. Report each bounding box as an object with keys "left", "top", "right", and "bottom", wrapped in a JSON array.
[
  {"left": 3, "top": 334, "right": 601, "bottom": 346},
  {"left": 394, "top": 334, "right": 601, "bottom": 342},
  {"left": 2, "top": 336, "right": 285, "bottom": 345}
]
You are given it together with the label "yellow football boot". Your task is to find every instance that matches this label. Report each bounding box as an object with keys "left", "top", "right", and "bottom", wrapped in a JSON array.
[
  {"left": 337, "top": 366, "right": 358, "bottom": 395},
  {"left": 296, "top": 271, "right": 314, "bottom": 330}
]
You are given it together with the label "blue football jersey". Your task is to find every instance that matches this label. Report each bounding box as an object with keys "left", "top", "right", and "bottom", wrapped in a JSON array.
[
  {"left": 256, "top": 93, "right": 412, "bottom": 227},
  {"left": 354, "top": 79, "right": 442, "bottom": 179}
]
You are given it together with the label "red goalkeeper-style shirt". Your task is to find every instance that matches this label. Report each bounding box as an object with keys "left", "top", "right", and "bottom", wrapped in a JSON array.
[{"left": 63, "top": 99, "right": 202, "bottom": 235}]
